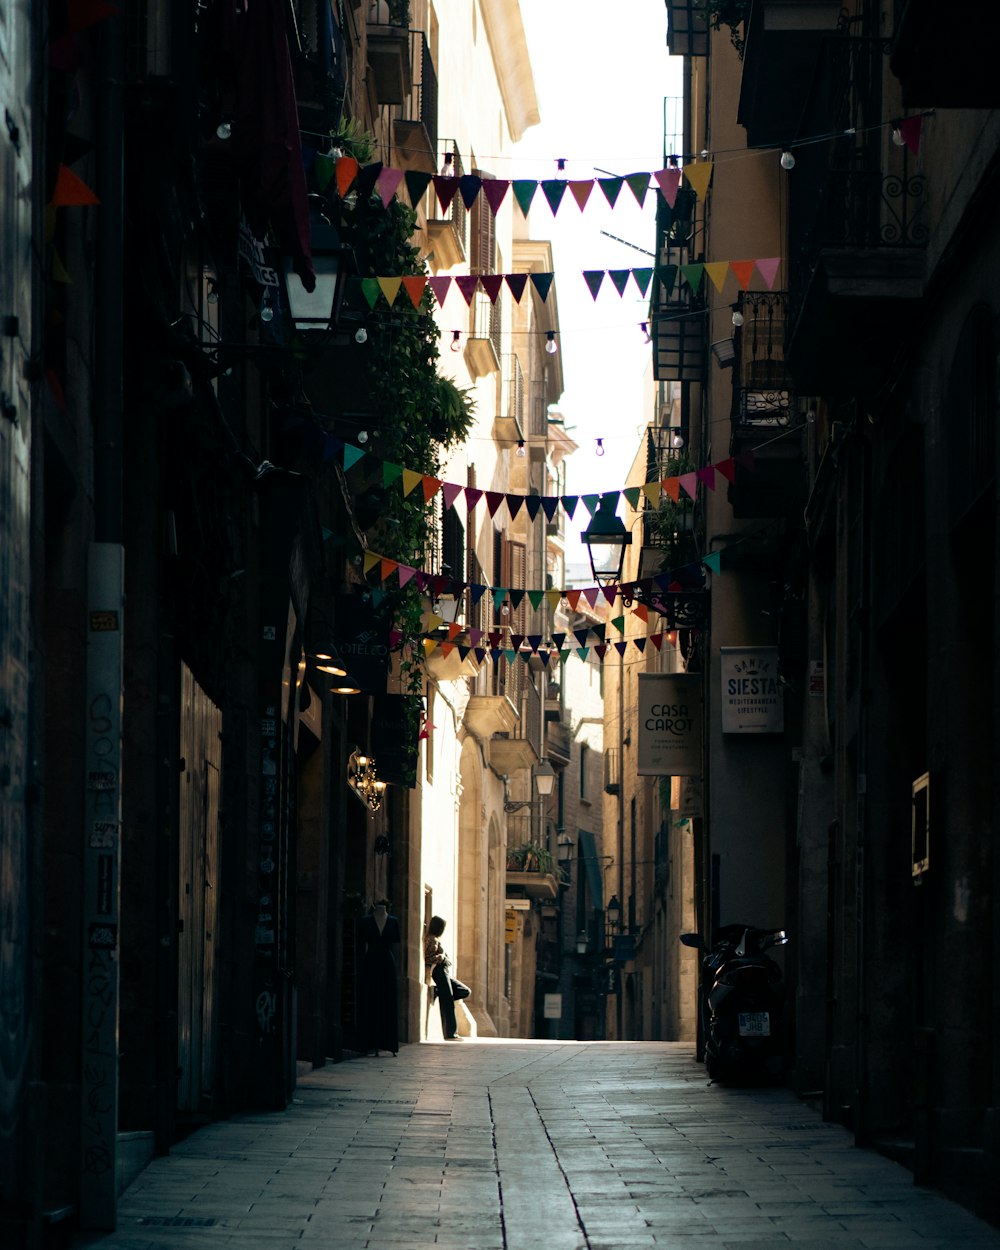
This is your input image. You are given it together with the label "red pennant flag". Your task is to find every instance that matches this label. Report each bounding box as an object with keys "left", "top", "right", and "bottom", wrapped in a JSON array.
[
  {"left": 422, "top": 476, "right": 443, "bottom": 502},
  {"left": 594, "top": 644, "right": 608, "bottom": 659},
  {"left": 662, "top": 477, "right": 681, "bottom": 503},
  {"left": 440, "top": 643, "right": 454, "bottom": 658},
  {"left": 433, "top": 175, "right": 459, "bottom": 211},
  {"left": 897, "top": 115, "right": 923, "bottom": 154},
  {"left": 379, "top": 558, "right": 398, "bottom": 581},
  {"left": 401, "top": 275, "right": 427, "bottom": 308},
  {"left": 654, "top": 167, "right": 681, "bottom": 207},
  {"left": 505, "top": 273, "right": 528, "bottom": 303},
  {"left": 480, "top": 274, "right": 504, "bottom": 304},
  {"left": 428, "top": 276, "right": 451, "bottom": 306},
  {"left": 565, "top": 589, "right": 582, "bottom": 610},
  {"left": 649, "top": 633, "right": 663, "bottom": 651},
  {"left": 715, "top": 457, "right": 737, "bottom": 483},
  {"left": 447, "top": 622, "right": 462, "bottom": 641},
  {"left": 485, "top": 491, "right": 505, "bottom": 517},
  {"left": 482, "top": 179, "right": 510, "bottom": 215},
  {"left": 568, "top": 180, "right": 594, "bottom": 210},
  {"left": 455, "top": 275, "right": 479, "bottom": 305},
  {"left": 335, "top": 156, "right": 359, "bottom": 198},
  {"left": 51, "top": 164, "right": 100, "bottom": 206},
  {"left": 729, "top": 260, "right": 755, "bottom": 290}
]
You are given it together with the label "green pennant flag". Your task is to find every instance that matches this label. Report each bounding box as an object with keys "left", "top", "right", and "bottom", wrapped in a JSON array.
[
  {"left": 611, "top": 615, "right": 626, "bottom": 634},
  {"left": 505, "top": 649, "right": 517, "bottom": 664},
  {"left": 361, "top": 277, "right": 381, "bottom": 309},
  {"left": 493, "top": 590, "right": 508, "bottom": 611},
  {"left": 559, "top": 650, "right": 570, "bottom": 664},
  {"left": 608, "top": 270, "right": 631, "bottom": 297},
  {"left": 561, "top": 495, "right": 579, "bottom": 519},
  {"left": 680, "top": 262, "right": 704, "bottom": 294},
  {"left": 528, "top": 589, "right": 545, "bottom": 610},
  {"left": 321, "top": 527, "right": 335, "bottom": 542},
  {"left": 703, "top": 550, "right": 723, "bottom": 574},
  {"left": 582, "top": 493, "right": 601, "bottom": 517},
  {"left": 383, "top": 461, "right": 403, "bottom": 488},
  {"left": 576, "top": 647, "right": 590, "bottom": 661},
  {"left": 657, "top": 264, "right": 678, "bottom": 296},
  {"left": 343, "top": 445, "right": 366, "bottom": 471},
  {"left": 625, "top": 171, "right": 649, "bottom": 207},
  {"left": 541, "top": 179, "right": 568, "bottom": 215},
  {"left": 512, "top": 180, "right": 538, "bottom": 216},
  {"left": 623, "top": 486, "right": 642, "bottom": 510},
  {"left": 314, "top": 152, "right": 335, "bottom": 192},
  {"left": 583, "top": 270, "right": 605, "bottom": 300},
  {"left": 598, "top": 177, "right": 623, "bottom": 207},
  {"left": 631, "top": 267, "right": 654, "bottom": 296}
]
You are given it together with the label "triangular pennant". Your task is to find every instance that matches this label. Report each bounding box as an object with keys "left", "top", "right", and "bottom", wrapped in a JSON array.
[
  {"left": 335, "top": 156, "right": 360, "bottom": 197},
  {"left": 697, "top": 465, "right": 717, "bottom": 491},
  {"left": 654, "top": 167, "right": 682, "bottom": 207},
  {"left": 447, "top": 622, "right": 462, "bottom": 641},
  {"left": 577, "top": 648, "right": 590, "bottom": 661},
  {"left": 342, "top": 444, "right": 366, "bottom": 471},
  {"left": 581, "top": 493, "right": 601, "bottom": 518},
  {"left": 642, "top": 482, "right": 661, "bottom": 506},
  {"left": 427, "top": 275, "right": 451, "bottom": 306},
  {"left": 595, "top": 644, "right": 609, "bottom": 660},
  {"left": 51, "top": 164, "right": 100, "bottom": 206},
  {"left": 360, "top": 277, "right": 381, "bottom": 309},
  {"left": 379, "top": 558, "right": 399, "bottom": 581},
  {"left": 680, "top": 262, "right": 704, "bottom": 294},
  {"left": 566, "top": 590, "right": 582, "bottom": 611},
  {"left": 611, "top": 615, "right": 626, "bottom": 634},
  {"left": 634, "top": 637, "right": 647, "bottom": 653},
  {"left": 583, "top": 587, "right": 601, "bottom": 608},
  {"left": 633, "top": 603, "right": 650, "bottom": 623},
  {"left": 314, "top": 152, "right": 335, "bottom": 192},
  {"left": 704, "top": 261, "right": 729, "bottom": 293},
  {"left": 527, "top": 591, "right": 544, "bottom": 611},
  {"left": 559, "top": 650, "right": 571, "bottom": 665},
  {"left": 683, "top": 162, "right": 713, "bottom": 201},
  {"left": 512, "top": 180, "right": 538, "bottom": 216},
  {"left": 401, "top": 275, "right": 427, "bottom": 308},
  {"left": 493, "top": 589, "right": 508, "bottom": 609},
  {"left": 458, "top": 173, "right": 482, "bottom": 209},
  {"left": 529, "top": 273, "right": 554, "bottom": 302},
  {"left": 592, "top": 623, "right": 607, "bottom": 642},
  {"left": 440, "top": 643, "right": 454, "bottom": 658},
  {"left": 568, "top": 180, "right": 594, "bottom": 211},
  {"left": 574, "top": 629, "right": 591, "bottom": 647},
  {"left": 465, "top": 486, "right": 483, "bottom": 510},
  {"left": 625, "top": 172, "right": 649, "bottom": 207},
  {"left": 897, "top": 115, "right": 923, "bottom": 154},
  {"left": 482, "top": 179, "right": 511, "bottom": 215},
  {"left": 560, "top": 495, "right": 579, "bottom": 519},
  {"left": 421, "top": 476, "right": 443, "bottom": 503},
  {"left": 546, "top": 590, "right": 562, "bottom": 613},
  {"left": 623, "top": 486, "right": 642, "bottom": 510},
  {"left": 398, "top": 565, "right": 416, "bottom": 587},
  {"left": 737, "top": 449, "right": 755, "bottom": 471},
  {"left": 716, "top": 457, "right": 737, "bottom": 483},
  {"left": 703, "top": 551, "right": 723, "bottom": 575},
  {"left": 631, "top": 267, "right": 654, "bottom": 297},
  {"left": 363, "top": 551, "right": 380, "bottom": 574},
  {"left": 356, "top": 162, "right": 383, "bottom": 199},
  {"left": 505, "top": 273, "right": 528, "bottom": 303},
  {"left": 470, "top": 586, "right": 488, "bottom": 607},
  {"left": 455, "top": 275, "right": 479, "bottom": 305},
  {"left": 524, "top": 495, "right": 542, "bottom": 522},
  {"left": 404, "top": 169, "right": 433, "bottom": 206},
  {"left": 433, "top": 175, "right": 459, "bottom": 211},
  {"left": 509, "top": 590, "right": 525, "bottom": 611},
  {"left": 457, "top": 645, "right": 471, "bottom": 662},
  {"left": 729, "top": 259, "right": 756, "bottom": 290},
  {"left": 601, "top": 586, "right": 619, "bottom": 607},
  {"left": 402, "top": 468, "right": 423, "bottom": 496},
  {"left": 582, "top": 271, "right": 605, "bottom": 300},
  {"left": 662, "top": 477, "right": 681, "bottom": 503},
  {"left": 551, "top": 632, "right": 566, "bottom": 650},
  {"left": 474, "top": 648, "right": 487, "bottom": 664},
  {"left": 485, "top": 491, "right": 505, "bottom": 517},
  {"left": 541, "top": 179, "right": 569, "bottom": 215},
  {"left": 541, "top": 496, "right": 560, "bottom": 522},
  {"left": 614, "top": 641, "right": 628, "bottom": 657},
  {"left": 480, "top": 274, "right": 504, "bottom": 304},
  {"left": 608, "top": 270, "right": 631, "bottom": 297},
  {"left": 597, "top": 177, "right": 623, "bottom": 207},
  {"left": 755, "top": 257, "right": 781, "bottom": 290},
  {"left": 377, "top": 276, "right": 402, "bottom": 306},
  {"left": 506, "top": 493, "right": 525, "bottom": 519},
  {"left": 649, "top": 633, "right": 663, "bottom": 651},
  {"left": 441, "top": 481, "right": 463, "bottom": 510},
  {"left": 679, "top": 472, "right": 699, "bottom": 500},
  {"left": 657, "top": 264, "right": 678, "bottom": 296},
  {"left": 523, "top": 635, "right": 540, "bottom": 654},
  {"left": 424, "top": 639, "right": 439, "bottom": 656},
  {"left": 504, "top": 650, "right": 517, "bottom": 665},
  {"left": 376, "top": 167, "right": 404, "bottom": 208}
]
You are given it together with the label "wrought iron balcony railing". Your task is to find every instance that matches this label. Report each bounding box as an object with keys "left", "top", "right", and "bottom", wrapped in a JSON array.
[
  {"left": 733, "top": 291, "right": 799, "bottom": 428},
  {"left": 394, "top": 29, "right": 438, "bottom": 164}
]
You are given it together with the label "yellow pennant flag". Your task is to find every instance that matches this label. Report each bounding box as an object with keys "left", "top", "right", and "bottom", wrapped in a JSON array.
[
  {"left": 545, "top": 588, "right": 562, "bottom": 612},
  {"left": 683, "top": 161, "right": 713, "bottom": 201},
  {"left": 402, "top": 468, "right": 423, "bottom": 496},
  {"left": 704, "top": 261, "right": 729, "bottom": 293},
  {"left": 641, "top": 482, "right": 661, "bottom": 506},
  {"left": 377, "top": 277, "right": 402, "bottom": 306},
  {"left": 363, "top": 550, "right": 381, "bottom": 574},
  {"left": 424, "top": 639, "right": 439, "bottom": 655}
]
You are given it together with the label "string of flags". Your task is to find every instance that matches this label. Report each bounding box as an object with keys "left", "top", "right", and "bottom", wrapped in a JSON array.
[
  {"left": 311, "top": 155, "right": 714, "bottom": 214},
  {"left": 349, "top": 256, "right": 781, "bottom": 310},
  {"left": 413, "top": 627, "right": 683, "bottom": 669}
]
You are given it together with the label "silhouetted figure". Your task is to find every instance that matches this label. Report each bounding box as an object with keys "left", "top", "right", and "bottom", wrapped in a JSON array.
[
  {"left": 357, "top": 900, "right": 399, "bottom": 1056},
  {"left": 423, "top": 915, "right": 458, "bottom": 1039}
]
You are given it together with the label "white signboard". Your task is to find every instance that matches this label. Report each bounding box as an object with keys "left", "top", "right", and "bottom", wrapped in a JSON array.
[
  {"left": 543, "top": 993, "right": 563, "bottom": 1019},
  {"left": 721, "top": 646, "right": 784, "bottom": 733},
  {"left": 637, "top": 673, "right": 703, "bottom": 776}
]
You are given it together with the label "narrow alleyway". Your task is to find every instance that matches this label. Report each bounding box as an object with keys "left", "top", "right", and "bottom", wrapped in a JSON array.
[{"left": 77, "top": 1041, "right": 1000, "bottom": 1250}]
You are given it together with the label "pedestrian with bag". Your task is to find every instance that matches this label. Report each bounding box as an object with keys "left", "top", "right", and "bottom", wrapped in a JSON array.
[{"left": 423, "top": 915, "right": 470, "bottom": 1040}]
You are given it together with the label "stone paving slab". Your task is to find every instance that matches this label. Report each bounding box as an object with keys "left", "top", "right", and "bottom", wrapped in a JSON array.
[{"left": 74, "top": 1040, "right": 1000, "bottom": 1250}]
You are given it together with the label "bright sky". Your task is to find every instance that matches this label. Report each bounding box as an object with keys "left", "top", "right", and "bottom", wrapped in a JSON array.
[{"left": 512, "top": 1, "right": 683, "bottom": 564}]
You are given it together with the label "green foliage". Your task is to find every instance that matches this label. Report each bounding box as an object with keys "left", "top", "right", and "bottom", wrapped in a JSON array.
[
  {"left": 706, "top": 0, "right": 750, "bottom": 57},
  {"left": 328, "top": 116, "right": 377, "bottom": 165},
  {"left": 506, "top": 843, "right": 556, "bottom": 874}
]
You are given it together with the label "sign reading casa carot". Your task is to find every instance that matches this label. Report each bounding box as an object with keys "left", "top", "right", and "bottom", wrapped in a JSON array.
[
  {"left": 637, "top": 672, "right": 703, "bottom": 776},
  {"left": 721, "top": 646, "right": 784, "bottom": 733}
]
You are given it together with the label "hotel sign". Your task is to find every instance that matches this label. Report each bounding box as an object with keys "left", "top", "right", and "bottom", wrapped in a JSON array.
[
  {"left": 721, "top": 646, "right": 783, "bottom": 733},
  {"left": 637, "top": 672, "right": 702, "bottom": 776}
]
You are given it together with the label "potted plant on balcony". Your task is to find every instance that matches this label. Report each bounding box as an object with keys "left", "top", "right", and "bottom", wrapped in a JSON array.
[{"left": 506, "top": 843, "right": 555, "bottom": 875}]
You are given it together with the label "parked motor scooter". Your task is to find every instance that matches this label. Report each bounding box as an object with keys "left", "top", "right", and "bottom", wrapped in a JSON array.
[{"left": 680, "top": 924, "right": 789, "bottom": 1084}]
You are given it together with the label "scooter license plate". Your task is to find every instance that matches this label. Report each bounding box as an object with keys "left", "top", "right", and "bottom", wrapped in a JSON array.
[{"left": 738, "top": 1011, "right": 770, "bottom": 1037}]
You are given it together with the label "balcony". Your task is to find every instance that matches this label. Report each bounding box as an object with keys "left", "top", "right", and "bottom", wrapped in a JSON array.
[
  {"left": 491, "top": 675, "right": 541, "bottom": 773},
  {"left": 652, "top": 294, "right": 706, "bottom": 384},
  {"left": 366, "top": 8, "right": 412, "bottom": 105},
  {"left": 665, "top": 0, "right": 708, "bottom": 56},
  {"left": 466, "top": 289, "right": 502, "bottom": 379},
  {"left": 891, "top": 0, "right": 1000, "bottom": 108},
  {"left": 426, "top": 143, "right": 467, "bottom": 268},
  {"left": 738, "top": 1, "right": 843, "bottom": 147},
  {"left": 464, "top": 693, "right": 519, "bottom": 742},
  {"left": 545, "top": 719, "right": 571, "bottom": 767},
  {"left": 494, "top": 353, "right": 524, "bottom": 443},
  {"left": 393, "top": 30, "right": 437, "bottom": 172}
]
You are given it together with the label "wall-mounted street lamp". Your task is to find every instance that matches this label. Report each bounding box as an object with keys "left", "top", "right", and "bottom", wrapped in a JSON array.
[
  {"left": 348, "top": 750, "right": 387, "bottom": 813},
  {"left": 283, "top": 196, "right": 353, "bottom": 332},
  {"left": 503, "top": 759, "right": 556, "bottom": 813},
  {"left": 581, "top": 494, "right": 631, "bottom": 588},
  {"left": 605, "top": 894, "right": 623, "bottom": 940}
]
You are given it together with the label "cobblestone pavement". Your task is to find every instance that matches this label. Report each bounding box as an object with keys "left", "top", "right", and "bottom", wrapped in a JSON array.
[{"left": 75, "top": 1040, "right": 1000, "bottom": 1250}]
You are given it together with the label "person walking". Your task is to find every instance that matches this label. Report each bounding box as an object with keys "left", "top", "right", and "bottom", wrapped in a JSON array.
[{"left": 423, "top": 915, "right": 458, "bottom": 1039}]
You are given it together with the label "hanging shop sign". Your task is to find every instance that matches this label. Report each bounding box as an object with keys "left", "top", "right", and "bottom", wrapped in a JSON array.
[
  {"left": 637, "top": 672, "right": 703, "bottom": 776},
  {"left": 720, "top": 646, "right": 783, "bottom": 733}
]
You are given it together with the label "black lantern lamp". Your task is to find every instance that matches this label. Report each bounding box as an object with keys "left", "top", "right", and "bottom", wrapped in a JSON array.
[
  {"left": 534, "top": 758, "right": 556, "bottom": 797},
  {"left": 606, "top": 894, "right": 623, "bottom": 937},
  {"left": 581, "top": 494, "right": 632, "bottom": 587},
  {"left": 283, "top": 196, "right": 353, "bottom": 332}
]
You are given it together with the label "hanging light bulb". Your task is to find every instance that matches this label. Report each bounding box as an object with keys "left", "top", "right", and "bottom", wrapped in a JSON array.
[
  {"left": 595, "top": 438, "right": 605, "bottom": 457},
  {"left": 357, "top": 430, "right": 369, "bottom": 444},
  {"left": 700, "top": 149, "right": 709, "bottom": 161},
  {"left": 545, "top": 330, "right": 558, "bottom": 355},
  {"left": 259, "top": 294, "right": 274, "bottom": 323},
  {"left": 731, "top": 306, "right": 744, "bottom": 327},
  {"left": 206, "top": 278, "right": 220, "bottom": 305},
  {"left": 516, "top": 439, "right": 526, "bottom": 458},
  {"left": 450, "top": 330, "right": 462, "bottom": 352},
  {"left": 891, "top": 124, "right": 906, "bottom": 147},
  {"left": 354, "top": 326, "right": 368, "bottom": 344},
  {"left": 216, "top": 119, "right": 232, "bottom": 140},
  {"left": 671, "top": 431, "right": 685, "bottom": 449},
  {"left": 780, "top": 149, "right": 796, "bottom": 170},
  {"left": 501, "top": 602, "right": 510, "bottom": 616},
  {"left": 640, "top": 321, "right": 651, "bottom": 343}
]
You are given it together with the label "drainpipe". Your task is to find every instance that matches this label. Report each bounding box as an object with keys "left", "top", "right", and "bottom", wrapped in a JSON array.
[{"left": 79, "top": 8, "right": 125, "bottom": 1230}]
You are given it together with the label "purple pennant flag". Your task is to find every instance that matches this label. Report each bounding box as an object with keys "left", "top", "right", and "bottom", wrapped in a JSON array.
[
  {"left": 455, "top": 275, "right": 479, "bottom": 305},
  {"left": 428, "top": 276, "right": 451, "bottom": 306},
  {"left": 505, "top": 273, "right": 529, "bottom": 303},
  {"left": 441, "top": 481, "right": 463, "bottom": 510},
  {"left": 433, "top": 175, "right": 459, "bottom": 211},
  {"left": 465, "top": 486, "right": 483, "bottom": 510},
  {"left": 482, "top": 179, "right": 510, "bottom": 215},
  {"left": 696, "top": 465, "right": 717, "bottom": 491},
  {"left": 480, "top": 274, "right": 504, "bottom": 304}
]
